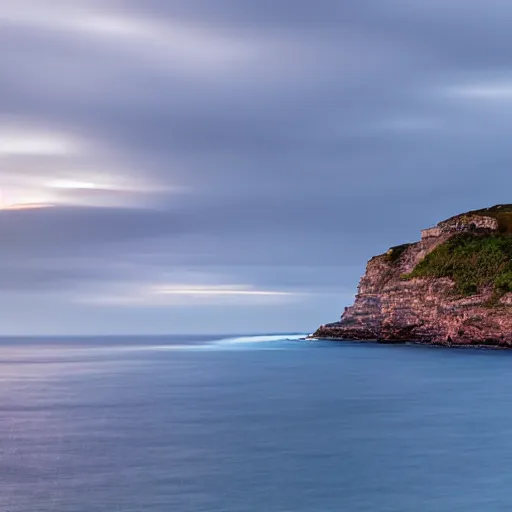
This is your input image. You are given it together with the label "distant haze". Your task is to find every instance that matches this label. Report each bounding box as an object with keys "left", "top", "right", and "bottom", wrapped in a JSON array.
[{"left": 0, "top": 0, "right": 510, "bottom": 334}]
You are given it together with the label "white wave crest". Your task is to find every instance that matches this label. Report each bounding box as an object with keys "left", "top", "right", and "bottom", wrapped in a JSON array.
[{"left": 216, "top": 334, "right": 306, "bottom": 345}]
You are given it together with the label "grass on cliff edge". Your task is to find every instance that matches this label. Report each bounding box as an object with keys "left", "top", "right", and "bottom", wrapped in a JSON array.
[{"left": 403, "top": 233, "right": 512, "bottom": 296}]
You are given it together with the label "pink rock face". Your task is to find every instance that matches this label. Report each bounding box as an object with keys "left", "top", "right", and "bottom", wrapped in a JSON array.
[{"left": 313, "top": 216, "right": 512, "bottom": 347}]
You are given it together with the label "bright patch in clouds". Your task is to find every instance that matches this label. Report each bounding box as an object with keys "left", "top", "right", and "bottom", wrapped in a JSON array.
[
  {"left": 0, "top": 184, "right": 54, "bottom": 210},
  {"left": 446, "top": 82, "right": 512, "bottom": 100},
  {"left": 49, "top": 179, "right": 98, "bottom": 190},
  {"left": 0, "top": 133, "right": 76, "bottom": 156},
  {"left": 0, "top": 119, "right": 170, "bottom": 209}
]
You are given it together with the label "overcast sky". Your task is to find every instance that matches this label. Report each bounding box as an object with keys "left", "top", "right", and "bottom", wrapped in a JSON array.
[{"left": 0, "top": 0, "right": 511, "bottom": 335}]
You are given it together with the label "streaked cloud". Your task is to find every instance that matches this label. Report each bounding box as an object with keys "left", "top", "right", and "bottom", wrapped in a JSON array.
[
  {"left": 0, "top": 202, "right": 53, "bottom": 211},
  {"left": 153, "top": 284, "right": 294, "bottom": 297},
  {"left": 0, "top": 1, "right": 259, "bottom": 73},
  {"left": 49, "top": 179, "right": 98, "bottom": 190},
  {"left": 445, "top": 83, "right": 512, "bottom": 100},
  {"left": 79, "top": 282, "right": 300, "bottom": 307},
  {"left": 0, "top": 130, "right": 77, "bottom": 156},
  {"left": 0, "top": 117, "right": 176, "bottom": 209}
]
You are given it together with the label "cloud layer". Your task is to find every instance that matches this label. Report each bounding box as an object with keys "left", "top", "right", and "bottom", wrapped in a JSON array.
[{"left": 1, "top": 0, "right": 511, "bottom": 333}]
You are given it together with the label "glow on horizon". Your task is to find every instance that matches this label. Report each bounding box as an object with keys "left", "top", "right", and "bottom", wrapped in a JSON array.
[{"left": 0, "top": 202, "right": 53, "bottom": 211}]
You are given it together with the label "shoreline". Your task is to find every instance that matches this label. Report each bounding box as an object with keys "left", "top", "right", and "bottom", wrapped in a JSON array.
[{"left": 307, "top": 336, "right": 511, "bottom": 350}]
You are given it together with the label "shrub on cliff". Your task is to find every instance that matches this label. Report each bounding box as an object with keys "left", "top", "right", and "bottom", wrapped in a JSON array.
[
  {"left": 495, "top": 271, "right": 512, "bottom": 293},
  {"left": 385, "top": 243, "right": 413, "bottom": 263},
  {"left": 404, "top": 234, "right": 512, "bottom": 296}
]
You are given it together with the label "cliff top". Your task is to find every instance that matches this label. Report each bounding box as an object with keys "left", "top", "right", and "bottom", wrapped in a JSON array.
[
  {"left": 448, "top": 204, "right": 512, "bottom": 233},
  {"left": 401, "top": 205, "right": 512, "bottom": 299}
]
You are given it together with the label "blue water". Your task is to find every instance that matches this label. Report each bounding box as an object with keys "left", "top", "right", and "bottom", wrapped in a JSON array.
[{"left": 2, "top": 334, "right": 512, "bottom": 511}]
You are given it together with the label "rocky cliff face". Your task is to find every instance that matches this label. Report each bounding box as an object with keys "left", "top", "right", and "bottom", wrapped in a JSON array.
[{"left": 313, "top": 205, "right": 512, "bottom": 347}]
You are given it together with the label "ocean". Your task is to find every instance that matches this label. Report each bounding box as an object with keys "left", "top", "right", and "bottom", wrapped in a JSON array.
[{"left": 1, "top": 334, "right": 512, "bottom": 511}]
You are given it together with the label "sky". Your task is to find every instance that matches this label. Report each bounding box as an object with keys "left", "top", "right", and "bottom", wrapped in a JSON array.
[{"left": 1, "top": 0, "right": 512, "bottom": 335}]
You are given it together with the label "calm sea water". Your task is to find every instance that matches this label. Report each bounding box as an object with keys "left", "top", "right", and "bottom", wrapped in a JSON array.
[{"left": 1, "top": 334, "right": 512, "bottom": 511}]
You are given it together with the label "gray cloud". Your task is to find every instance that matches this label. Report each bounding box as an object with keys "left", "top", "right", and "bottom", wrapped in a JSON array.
[{"left": 0, "top": 0, "right": 511, "bottom": 333}]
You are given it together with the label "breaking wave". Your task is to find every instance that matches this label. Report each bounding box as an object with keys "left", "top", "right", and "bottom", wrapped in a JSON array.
[{"left": 215, "top": 334, "right": 306, "bottom": 345}]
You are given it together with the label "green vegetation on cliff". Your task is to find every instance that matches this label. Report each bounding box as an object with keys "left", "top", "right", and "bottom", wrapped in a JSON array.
[
  {"left": 404, "top": 233, "right": 512, "bottom": 296},
  {"left": 385, "top": 243, "right": 413, "bottom": 263}
]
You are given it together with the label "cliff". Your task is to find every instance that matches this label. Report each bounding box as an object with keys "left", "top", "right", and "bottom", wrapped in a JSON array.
[{"left": 313, "top": 205, "right": 512, "bottom": 347}]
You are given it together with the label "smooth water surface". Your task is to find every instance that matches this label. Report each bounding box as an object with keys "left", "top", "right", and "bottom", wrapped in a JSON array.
[{"left": 1, "top": 334, "right": 512, "bottom": 511}]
